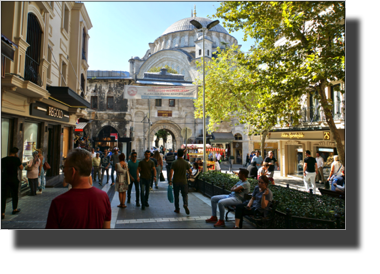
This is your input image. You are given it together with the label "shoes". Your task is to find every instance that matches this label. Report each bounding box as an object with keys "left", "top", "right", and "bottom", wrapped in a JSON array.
[
  {"left": 12, "top": 209, "right": 21, "bottom": 215},
  {"left": 121, "top": 205, "right": 127, "bottom": 208},
  {"left": 150, "top": 187, "right": 153, "bottom": 190},
  {"left": 145, "top": 202, "right": 149, "bottom": 207},
  {"left": 183, "top": 206, "right": 190, "bottom": 215},
  {"left": 174, "top": 209, "right": 180, "bottom": 213},
  {"left": 214, "top": 220, "right": 226, "bottom": 227},
  {"left": 127, "top": 199, "right": 131, "bottom": 204},
  {"left": 205, "top": 216, "right": 218, "bottom": 223},
  {"left": 36, "top": 191, "right": 42, "bottom": 195},
  {"left": 141, "top": 206, "right": 145, "bottom": 210},
  {"left": 155, "top": 185, "right": 158, "bottom": 189},
  {"left": 233, "top": 226, "right": 240, "bottom": 229},
  {"left": 136, "top": 202, "right": 140, "bottom": 207}
]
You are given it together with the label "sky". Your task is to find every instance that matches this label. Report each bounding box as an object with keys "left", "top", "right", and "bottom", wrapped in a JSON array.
[{"left": 84, "top": 1, "right": 256, "bottom": 71}]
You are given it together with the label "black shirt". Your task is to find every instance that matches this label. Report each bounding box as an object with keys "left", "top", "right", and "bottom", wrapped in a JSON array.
[
  {"left": 264, "top": 157, "right": 277, "bottom": 172},
  {"left": 247, "top": 164, "right": 258, "bottom": 178},
  {"left": 1, "top": 156, "right": 22, "bottom": 183},
  {"left": 304, "top": 156, "right": 317, "bottom": 172}
]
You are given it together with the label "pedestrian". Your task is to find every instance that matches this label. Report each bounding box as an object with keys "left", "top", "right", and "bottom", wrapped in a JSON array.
[
  {"left": 252, "top": 151, "right": 263, "bottom": 169},
  {"left": 90, "top": 148, "right": 96, "bottom": 178},
  {"left": 26, "top": 151, "right": 41, "bottom": 196},
  {"left": 115, "top": 153, "right": 130, "bottom": 208},
  {"left": 37, "top": 149, "right": 45, "bottom": 194},
  {"left": 245, "top": 153, "right": 250, "bottom": 167},
  {"left": 96, "top": 147, "right": 103, "bottom": 157},
  {"left": 303, "top": 150, "right": 318, "bottom": 194},
  {"left": 92, "top": 152, "right": 101, "bottom": 184},
  {"left": 100, "top": 149, "right": 111, "bottom": 185},
  {"left": 46, "top": 149, "right": 111, "bottom": 229},
  {"left": 153, "top": 150, "right": 163, "bottom": 189},
  {"left": 315, "top": 152, "right": 325, "bottom": 184},
  {"left": 128, "top": 149, "right": 136, "bottom": 160},
  {"left": 257, "top": 162, "right": 270, "bottom": 179},
  {"left": 149, "top": 152, "right": 158, "bottom": 190},
  {"left": 137, "top": 150, "right": 156, "bottom": 210},
  {"left": 205, "top": 168, "right": 250, "bottom": 227},
  {"left": 164, "top": 149, "right": 175, "bottom": 171},
  {"left": 169, "top": 149, "right": 192, "bottom": 214},
  {"left": 1, "top": 147, "right": 23, "bottom": 220},
  {"left": 247, "top": 161, "right": 258, "bottom": 179},
  {"left": 217, "top": 151, "right": 222, "bottom": 164},
  {"left": 110, "top": 147, "right": 119, "bottom": 186},
  {"left": 263, "top": 151, "right": 279, "bottom": 178},
  {"left": 127, "top": 151, "right": 140, "bottom": 206},
  {"left": 327, "top": 155, "right": 344, "bottom": 186}
]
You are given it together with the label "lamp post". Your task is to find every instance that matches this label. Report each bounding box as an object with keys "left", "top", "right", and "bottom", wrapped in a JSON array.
[{"left": 190, "top": 19, "right": 219, "bottom": 172}]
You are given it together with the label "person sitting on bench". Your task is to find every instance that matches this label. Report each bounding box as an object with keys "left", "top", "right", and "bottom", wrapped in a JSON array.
[
  {"left": 233, "top": 175, "right": 273, "bottom": 229},
  {"left": 247, "top": 161, "right": 258, "bottom": 179},
  {"left": 331, "top": 169, "right": 345, "bottom": 192}
]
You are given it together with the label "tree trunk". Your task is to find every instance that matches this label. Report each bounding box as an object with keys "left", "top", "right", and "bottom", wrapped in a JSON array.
[
  {"left": 260, "top": 130, "right": 269, "bottom": 159},
  {"left": 317, "top": 82, "right": 345, "bottom": 167}
]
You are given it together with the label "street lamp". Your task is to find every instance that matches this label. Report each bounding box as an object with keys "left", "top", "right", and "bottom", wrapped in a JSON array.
[{"left": 190, "top": 19, "right": 219, "bottom": 172}]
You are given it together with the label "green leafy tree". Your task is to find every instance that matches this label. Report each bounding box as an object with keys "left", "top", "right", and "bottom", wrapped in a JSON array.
[
  {"left": 193, "top": 45, "right": 301, "bottom": 157},
  {"left": 155, "top": 129, "right": 170, "bottom": 148},
  {"left": 214, "top": 1, "right": 345, "bottom": 166},
  {"left": 148, "top": 65, "right": 178, "bottom": 74}
]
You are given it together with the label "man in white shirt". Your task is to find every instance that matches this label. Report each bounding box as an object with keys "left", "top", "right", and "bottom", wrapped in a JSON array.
[{"left": 315, "top": 152, "right": 325, "bottom": 184}]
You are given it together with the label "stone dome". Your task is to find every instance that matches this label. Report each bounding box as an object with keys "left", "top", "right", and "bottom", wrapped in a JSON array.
[{"left": 162, "top": 17, "right": 229, "bottom": 36}]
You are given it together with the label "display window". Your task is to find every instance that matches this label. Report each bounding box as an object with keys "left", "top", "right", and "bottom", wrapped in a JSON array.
[
  {"left": 317, "top": 147, "right": 338, "bottom": 178},
  {"left": 21, "top": 122, "right": 39, "bottom": 187}
]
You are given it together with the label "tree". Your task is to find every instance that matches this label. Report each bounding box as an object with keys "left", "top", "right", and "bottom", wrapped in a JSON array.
[
  {"left": 214, "top": 1, "right": 345, "bottom": 166},
  {"left": 193, "top": 45, "right": 301, "bottom": 157},
  {"left": 155, "top": 129, "right": 170, "bottom": 148}
]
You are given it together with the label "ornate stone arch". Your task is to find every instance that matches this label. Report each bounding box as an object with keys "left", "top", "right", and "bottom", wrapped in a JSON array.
[
  {"left": 28, "top": 5, "right": 46, "bottom": 31},
  {"left": 148, "top": 120, "right": 183, "bottom": 150}
]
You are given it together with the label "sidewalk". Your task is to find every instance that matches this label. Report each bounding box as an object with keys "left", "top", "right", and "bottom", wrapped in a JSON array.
[{"left": 1, "top": 169, "right": 255, "bottom": 229}]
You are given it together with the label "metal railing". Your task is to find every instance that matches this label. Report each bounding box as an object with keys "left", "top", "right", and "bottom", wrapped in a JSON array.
[{"left": 24, "top": 54, "right": 42, "bottom": 86}]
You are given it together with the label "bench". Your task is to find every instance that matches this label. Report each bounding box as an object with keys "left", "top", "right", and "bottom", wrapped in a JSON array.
[
  {"left": 318, "top": 188, "right": 345, "bottom": 200},
  {"left": 225, "top": 194, "right": 279, "bottom": 229}
]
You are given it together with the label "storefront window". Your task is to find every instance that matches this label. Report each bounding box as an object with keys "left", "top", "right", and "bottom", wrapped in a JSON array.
[
  {"left": 2, "top": 118, "right": 10, "bottom": 158},
  {"left": 22, "top": 122, "right": 39, "bottom": 187},
  {"left": 62, "top": 127, "right": 70, "bottom": 159},
  {"left": 317, "top": 147, "right": 338, "bottom": 178}
]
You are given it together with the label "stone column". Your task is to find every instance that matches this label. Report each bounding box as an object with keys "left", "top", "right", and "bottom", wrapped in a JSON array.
[{"left": 12, "top": 117, "right": 25, "bottom": 198}]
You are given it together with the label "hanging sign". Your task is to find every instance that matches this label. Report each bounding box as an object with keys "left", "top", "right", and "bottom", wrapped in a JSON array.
[{"left": 124, "top": 85, "right": 198, "bottom": 100}]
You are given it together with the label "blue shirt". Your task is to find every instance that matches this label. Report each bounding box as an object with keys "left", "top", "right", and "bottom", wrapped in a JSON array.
[
  {"left": 251, "top": 185, "right": 273, "bottom": 211},
  {"left": 252, "top": 156, "right": 263, "bottom": 165},
  {"left": 228, "top": 180, "right": 250, "bottom": 201}
]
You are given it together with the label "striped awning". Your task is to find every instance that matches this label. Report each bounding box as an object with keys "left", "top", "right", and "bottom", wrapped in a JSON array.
[{"left": 75, "top": 122, "right": 88, "bottom": 132}]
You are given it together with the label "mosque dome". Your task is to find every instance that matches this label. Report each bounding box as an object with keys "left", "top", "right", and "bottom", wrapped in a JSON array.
[{"left": 162, "top": 17, "right": 229, "bottom": 36}]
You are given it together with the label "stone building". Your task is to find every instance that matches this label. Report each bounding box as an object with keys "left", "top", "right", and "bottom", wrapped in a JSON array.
[{"left": 85, "top": 11, "right": 250, "bottom": 162}]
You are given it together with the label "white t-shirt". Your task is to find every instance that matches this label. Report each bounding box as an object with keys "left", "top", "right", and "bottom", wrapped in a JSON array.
[{"left": 316, "top": 156, "right": 324, "bottom": 168}]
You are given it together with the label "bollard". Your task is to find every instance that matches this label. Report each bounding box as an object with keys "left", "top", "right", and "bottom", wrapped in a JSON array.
[
  {"left": 309, "top": 189, "right": 313, "bottom": 194},
  {"left": 286, "top": 184, "right": 289, "bottom": 188}
]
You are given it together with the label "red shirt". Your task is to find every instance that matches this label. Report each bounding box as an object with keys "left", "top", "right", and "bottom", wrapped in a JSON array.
[{"left": 46, "top": 187, "right": 111, "bottom": 229}]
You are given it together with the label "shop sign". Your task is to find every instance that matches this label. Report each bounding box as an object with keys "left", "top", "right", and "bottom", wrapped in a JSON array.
[
  {"left": 323, "top": 132, "right": 331, "bottom": 140},
  {"left": 281, "top": 132, "right": 304, "bottom": 139},
  {"left": 157, "top": 110, "right": 172, "bottom": 117},
  {"left": 30, "top": 102, "right": 69, "bottom": 122},
  {"left": 124, "top": 85, "right": 198, "bottom": 99},
  {"left": 254, "top": 142, "right": 278, "bottom": 150}
]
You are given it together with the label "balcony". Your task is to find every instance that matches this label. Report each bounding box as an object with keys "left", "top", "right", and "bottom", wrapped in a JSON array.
[{"left": 24, "top": 54, "right": 42, "bottom": 86}]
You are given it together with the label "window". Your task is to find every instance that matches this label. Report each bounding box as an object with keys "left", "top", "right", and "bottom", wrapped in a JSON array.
[
  {"left": 155, "top": 99, "right": 162, "bottom": 107},
  {"left": 169, "top": 99, "right": 175, "bottom": 107},
  {"left": 61, "top": 61, "right": 67, "bottom": 86},
  {"left": 63, "top": 4, "right": 70, "bottom": 33},
  {"left": 199, "top": 49, "right": 201, "bottom": 56},
  {"left": 82, "top": 28, "right": 86, "bottom": 61},
  {"left": 81, "top": 74, "right": 85, "bottom": 95},
  {"left": 234, "top": 133, "right": 242, "bottom": 140},
  {"left": 91, "top": 96, "right": 98, "bottom": 109},
  {"left": 25, "top": 13, "right": 42, "bottom": 86},
  {"left": 107, "top": 97, "right": 114, "bottom": 110},
  {"left": 207, "top": 49, "right": 210, "bottom": 56}
]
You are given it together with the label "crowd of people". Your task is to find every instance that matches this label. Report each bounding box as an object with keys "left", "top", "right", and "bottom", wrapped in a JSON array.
[{"left": 1, "top": 145, "right": 344, "bottom": 228}]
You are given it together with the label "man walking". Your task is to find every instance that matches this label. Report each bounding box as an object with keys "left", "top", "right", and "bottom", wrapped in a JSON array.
[
  {"left": 92, "top": 153, "right": 101, "bottom": 184},
  {"left": 46, "top": 149, "right": 111, "bottom": 229},
  {"left": 127, "top": 151, "right": 140, "bottom": 206},
  {"left": 264, "top": 151, "right": 279, "bottom": 178},
  {"left": 303, "top": 150, "right": 318, "bottom": 194},
  {"left": 164, "top": 149, "right": 175, "bottom": 171},
  {"left": 137, "top": 150, "right": 156, "bottom": 210},
  {"left": 315, "top": 152, "right": 325, "bottom": 184},
  {"left": 169, "top": 149, "right": 192, "bottom": 214},
  {"left": 100, "top": 149, "right": 111, "bottom": 185},
  {"left": 252, "top": 151, "right": 263, "bottom": 169},
  {"left": 1, "top": 147, "right": 23, "bottom": 220},
  {"left": 149, "top": 153, "right": 158, "bottom": 190}
]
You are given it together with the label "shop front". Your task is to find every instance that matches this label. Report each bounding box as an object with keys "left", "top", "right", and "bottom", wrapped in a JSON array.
[
  {"left": 266, "top": 129, "right": 345, "bottom": 178},
  {"left": 253, "top": 142, "right": 279, "bottom": 160},
  {"left": 210, "top": 132, "right": 235, "bottom": 162}
]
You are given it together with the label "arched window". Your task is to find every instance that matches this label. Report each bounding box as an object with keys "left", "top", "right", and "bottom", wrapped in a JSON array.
[
  {"left": 81, "top": 74, "right": 85, "bottom": 96},
  {"left": 25, "top": 13, "right": 42, "bottom": 86},
  {"left": 234, "top": 133, "right": 242, "bottom": 140},
  {"left": 82, "top": 28, "right": 86, "bottom": 61}
]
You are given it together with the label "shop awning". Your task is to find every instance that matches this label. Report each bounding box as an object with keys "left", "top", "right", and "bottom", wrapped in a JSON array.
[
  {"left": 75, "top": 122, "right": 88, "bottom": 132},
  {"left": 47, "top": 86, "right": 90, "bottom": 108},
  {"left": 210, "top": 132, "right": 235, "bottom": 143},
  {"left": 1, "top": 34, "right": 18, "bottom": 62}
]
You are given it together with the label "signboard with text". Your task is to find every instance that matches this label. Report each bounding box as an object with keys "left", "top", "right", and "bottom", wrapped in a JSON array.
[
  {"left": 124, "top": 85, "right": 198, "bottom": 100},
  {"left": 157, "top": 110, "right": 172, "bottom": 117}
]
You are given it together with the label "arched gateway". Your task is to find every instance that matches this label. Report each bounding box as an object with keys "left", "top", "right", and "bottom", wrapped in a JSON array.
[{"left": 148, "top": 121, "right": 183, "bottom": 151}]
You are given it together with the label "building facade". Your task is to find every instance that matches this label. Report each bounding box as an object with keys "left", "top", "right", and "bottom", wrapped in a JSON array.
[{"left": 1, "top": 1, "right": 92, "bottom": 189}]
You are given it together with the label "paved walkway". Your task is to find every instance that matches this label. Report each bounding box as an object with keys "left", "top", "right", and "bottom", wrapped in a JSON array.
[{"left": 1, "top": 169, "right": 255, "bottom": 229}]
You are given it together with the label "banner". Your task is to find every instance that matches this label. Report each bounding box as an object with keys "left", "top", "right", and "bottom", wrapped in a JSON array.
[{"left": 124, "top": 85, "right": 198, "bottom": 100}]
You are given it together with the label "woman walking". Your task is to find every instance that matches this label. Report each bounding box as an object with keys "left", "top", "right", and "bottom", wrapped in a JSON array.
[
  {"left": 153, "top": 151, "right": 163, "bottom": 189},
  {"left": 37, "top": 149, "right": 45, "bottom": 194},
  {"left": 115, "top": 153, "right": 130, "bottom": 208},
  {"left": 27, "top": 151, "right": 41, "bottom": 196}
]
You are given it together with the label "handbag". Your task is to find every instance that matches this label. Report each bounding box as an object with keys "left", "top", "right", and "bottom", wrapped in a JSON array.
[
  {"left": 43, "top": 161, "right": 51, "bottom": 170},
  {"left": 25, "top": 163, "right": 32, "bottom": 171},
  {"left": 167, "top": 185, "right": 173, "bottom": 203},
  {"left": 160, "top": 172, "right": 165, "bottom": 182}
]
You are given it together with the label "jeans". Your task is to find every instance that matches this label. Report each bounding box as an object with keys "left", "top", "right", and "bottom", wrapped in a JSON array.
[
  {"left": 173, "top": 183, "right": 188, "bottom": 210},
  {"left": 28, "top": 178, "right": 39, "bottom": 196},
  {"left": 111, "top": 165, "right": 116, "bottom": 183},
  {"left": 304, "top": 172, "right": 316, "bottom": 194},
  {"left": 155, "top": 166, "right": 162, "bottom": 186},
  {"left": 93, "top": 166, "right": 101, "bottom": 182},
  {"left": 316, "top": 167, "right": 325, "bottom": 183},
  {"left": 38, "top": 172, "right": 46, "bottom": 191},
  {"left": 1, "top": 181, "right": 19, "bottom": 214},
  {"left": 101, "top": 167, "right": 109, "bottom": 183},
  {"left": 127, "top": 179, "right": 140, "bottom": 203},
  {"left": 139, "top": 178, "right": 150, "bottom": 206},
  {"left": 211, "top": 195, "right": 242, "bottom": 221}
]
